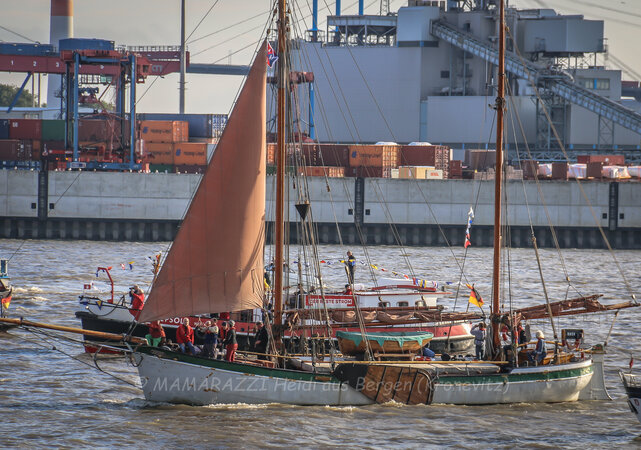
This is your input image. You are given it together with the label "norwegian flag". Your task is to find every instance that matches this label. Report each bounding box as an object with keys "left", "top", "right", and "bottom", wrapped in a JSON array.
[
  {"left": 464, "top": 207, "right": 474, "bottom": 249},
  {"left": 267, "top": 42, "right": 278, "bottom": 67}
]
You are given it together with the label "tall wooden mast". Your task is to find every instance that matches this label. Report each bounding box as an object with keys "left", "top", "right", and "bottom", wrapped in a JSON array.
[
  {"left": 491, "top": 0, "right": 506, "bottom": 350},
  {"left": 273, "top": 0, "right": 287, "bottom": 343}
]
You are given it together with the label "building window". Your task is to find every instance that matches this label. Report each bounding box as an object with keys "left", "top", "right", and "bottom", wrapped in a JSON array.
[
  {"left": 440, "top": 70, "right": 450, "bottom": 79},
  {"left": 620, "top": 213, "right": 624, "bottom": 219},
  {"left": 595, "top": 78, "right": 610, "bottom": 90},
  {"left": 348, "top": 208, "right": 353, "bottom": 215},
  {"left": 365, "top": 209, "right": 370, "bottom": 215},
  {"left": 31, "top": 202, "right": 36, "bottom": 209},
  {"left": 602, "top": 213, "right": 607, "bottom": 219},
  {"left": 49, "top": 203, "right": 55, "bottom": 210}
]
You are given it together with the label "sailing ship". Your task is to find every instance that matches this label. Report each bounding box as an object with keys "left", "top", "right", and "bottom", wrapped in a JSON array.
[
  {"left": 128, "top": 0, "right": 638, "bottom": 406},
  {"left": 620, "top": 370, "right": 641, "bottom": 424}
]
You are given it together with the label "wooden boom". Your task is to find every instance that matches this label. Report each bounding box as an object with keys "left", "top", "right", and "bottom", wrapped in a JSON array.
[{"left": 0, "top": 317, "right": 147, "bottom": 344}]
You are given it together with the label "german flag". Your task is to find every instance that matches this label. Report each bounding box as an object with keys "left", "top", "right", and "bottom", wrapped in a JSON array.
[
  {"left": 1, "top": 288, "right": 12, "bottom": 311},
  {"left": 465, "top": 283, "right": 484, "bottom": 308}
]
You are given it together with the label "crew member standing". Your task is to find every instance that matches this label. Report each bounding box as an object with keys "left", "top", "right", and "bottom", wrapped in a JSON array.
[
  {"left": 470, "top": 322, "right": 486, "bottom": 360},
  {"left": 345, "top": 251, "right": 356, "bottom": 285},
  {"left": 224, "top": 320, "right": 238, "bottom": 362},
  {"left": 128, "top": 285, "right": 145, "bottom": 320},
  {"left": 254, "top": 321, "right": 269, "bottom": 360}
]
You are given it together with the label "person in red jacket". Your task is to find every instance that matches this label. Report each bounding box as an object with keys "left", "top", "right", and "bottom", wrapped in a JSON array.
[
  {"left": 128, "top": 285, "right": 145, "bottom": 320},
  {"left": 146, "top": 320, "right": 166, "bottom": 347},
  {"left": 176, "top": 318, "right": 196, "bottom": 354}
]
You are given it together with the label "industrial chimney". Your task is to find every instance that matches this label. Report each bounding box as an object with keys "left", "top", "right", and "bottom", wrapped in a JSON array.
[{"left": 47, "top": 0, "right": 73, "bottom": 111}]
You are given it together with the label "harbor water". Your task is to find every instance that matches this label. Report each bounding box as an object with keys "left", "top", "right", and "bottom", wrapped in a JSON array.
[{"left": 1, "top": 239, "right": 640, "bottom": 448}]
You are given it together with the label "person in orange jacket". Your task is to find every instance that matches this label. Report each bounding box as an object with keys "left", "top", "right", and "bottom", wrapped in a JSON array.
[{"left": 176, "top": 317, "right": 196, "bottom": 354}]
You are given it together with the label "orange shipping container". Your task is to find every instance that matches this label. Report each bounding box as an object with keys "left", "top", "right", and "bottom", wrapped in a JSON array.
[
  {"left": 297, "top": 166, "right": 345, "bottom": 177},
  {"left": 139, "top": 120, "right": 189, "bottom": 143},
  {"left": 174, "top": 142, "right": 208, "bottom": 165},
  {"left": 143, "top": 142, "right": 174, "bottom": 164},
  {"left": 348, "top": 144, "right": 400, "bottom": 168}
]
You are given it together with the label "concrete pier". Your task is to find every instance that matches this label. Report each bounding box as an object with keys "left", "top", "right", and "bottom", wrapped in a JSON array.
[{"left": 0, "top": 170, "right": 640, "bottom": 248}]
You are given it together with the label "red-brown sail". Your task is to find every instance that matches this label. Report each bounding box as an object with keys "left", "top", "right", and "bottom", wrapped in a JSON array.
[{"left": 139, "top": 43, "right": 267, "bottom": 323}]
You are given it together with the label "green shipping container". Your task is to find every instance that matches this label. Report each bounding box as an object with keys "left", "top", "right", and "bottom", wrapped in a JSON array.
[
  {"left": 41, "top": 120, "right": 66, "bottom": 141},
  {"left": 149, "top": 164, "right": 174, "bottom": 173}
]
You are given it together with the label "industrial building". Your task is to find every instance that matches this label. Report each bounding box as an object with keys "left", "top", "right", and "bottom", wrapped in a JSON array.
[{"left": 278, "top": 0, "right": 641, "bottom": 162}]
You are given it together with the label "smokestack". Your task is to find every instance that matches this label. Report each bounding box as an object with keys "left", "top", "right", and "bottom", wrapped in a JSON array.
[{"left": 48, "top": 0, "right": 73, "bottom": 111}]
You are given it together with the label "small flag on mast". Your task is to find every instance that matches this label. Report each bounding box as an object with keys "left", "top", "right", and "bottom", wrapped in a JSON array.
[
  {"left": 267, "top": 42, "right": 278, "bottom": 67},
  {"left": 464, "top": 206, "right": 474, "bottom": 248}
]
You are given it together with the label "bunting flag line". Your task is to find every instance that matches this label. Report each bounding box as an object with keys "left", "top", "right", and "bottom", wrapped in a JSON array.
[
  {"left": 464, "top": 206, "right": 474, "bottom": 249},
  {"left": 466, "top": 283, "right": 484, "bottom": 308}
]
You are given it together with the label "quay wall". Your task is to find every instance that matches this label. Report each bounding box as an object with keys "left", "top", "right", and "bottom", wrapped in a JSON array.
[{"left": 0, "top": 171, "right": 639, "bottom": 248}]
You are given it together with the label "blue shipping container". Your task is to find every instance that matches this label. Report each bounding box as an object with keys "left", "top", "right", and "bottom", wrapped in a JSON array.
[
  {"left": 0, "top": 120, "right": 9, "bottom": 140},
  {"left": 59, "top": 38, "right": 115, "bottom": 51},
  {"left": 0, "top": 43, "right": 56, "bottom": 56},
  {"left": 137, "top": 113, "right": 227, "bottom": 138}
]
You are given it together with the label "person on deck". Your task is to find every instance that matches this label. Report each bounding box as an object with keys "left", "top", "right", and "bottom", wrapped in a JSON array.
[
  {"left": 203, "top": 319, "right": 219, "bottom": 358},
  {"left": 128, "top": 285, "right": 145, "bottom": 320},
  {"left": 224, "top": 320, "right": 238, "bottom": 362},
  {"left": 145, "top": 320, "right": 165, "bottom": 347},
  {"left": 254, "top": 321, "right": 269, "bottom": 360},
  {"left": 176, "top": 318, "right": 196, "bottom": 354},
  {"left": 345, "top": 251, "right": 356, "bottom": 285},
  {"left": 421, "top": 346, "right": 436, "bottom": 359},
  {"left": 470, "top": 322, "right": 486, "bottom": 360},
  {"left": 528, "top": 330, "right": 547, "bottom": 365},
  {"left": 500, "top": 324, "right": 513, "bottom": 362}
]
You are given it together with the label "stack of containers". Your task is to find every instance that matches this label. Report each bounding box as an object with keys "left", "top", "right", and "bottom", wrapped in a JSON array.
[
  {"left": 139, "top": 120, "right": 213, "bottom": 173},
  {"left": 347, "top": 143, "right": 400, "bottom": 178},
  {"left": 400, "top": 144, "right": 451, "bottom": 178}
]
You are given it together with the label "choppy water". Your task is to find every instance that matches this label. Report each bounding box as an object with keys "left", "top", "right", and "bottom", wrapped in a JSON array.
[{"left": 1, "top": 239, "right": 640, "bottom": 448}]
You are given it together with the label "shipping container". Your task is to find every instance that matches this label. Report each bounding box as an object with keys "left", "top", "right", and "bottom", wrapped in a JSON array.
[
  {"left": 297, "top": 166, "right": 345, "bottom": 177},
  {"left": 521, "top": 159, "right": 539, "bottom": 180},
  {"left": 348, "top": 144, "right": 399, "bottom": 168},
  {"left": 0, "top": 140, "right": 21, "bottom": 160},
  {"left": 465, "top": 149, "right": 496, "bottom": 171},
  {"left": 149, "top": 164, "right": 174, "bottom": 173},
  {"left": 78, "top": 119, "right": 125, "bottom": 148},
  {"left": 173, "top": 142, "right": 208, "bottom": 166},
  {"left": 174, "top": 164, "right": 207, "bottom": 174},
  {"left": 139, "top": 120, "right": 188, "bottom": 143},
  {"left": 143, "top": 142, "right": 174, "bottom": 164},
  {"left": 0, "top": 120, "right": 9, "bottom": 140},
  {"left": 345, "top": 166, "right": 390, "bottom": 178},
  {"left": 59, "top": 38, "right": 115, "bottom": 51},
  {"left": 551, "top": 162, "right": 568, "bottom": 180},
  {"left": 586, "top": 161, "right": 604, "bottom": 178},
  {"left": 400, "top": 144, "right": 450, "bottom": 167},
  {"left": 576, "top": 154, "right": 625, "bottom": 165},
  {"left": 448, "top": 159, "right": 462, "bottom": 179},
  {"left": 42, "top": 120, "right": 66, "bottom": 141},
  {"left": 398, "top": 166, "right": 442, "bottom": 179},
  {"left": 137, "top": 113, "right": 227, "bottom": 138},
  {"left": 9, "top": 119, "right": 42, "bottom": 140},
  {"left": 0, "top": 42, "right": 56, "bottom": 56}
]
